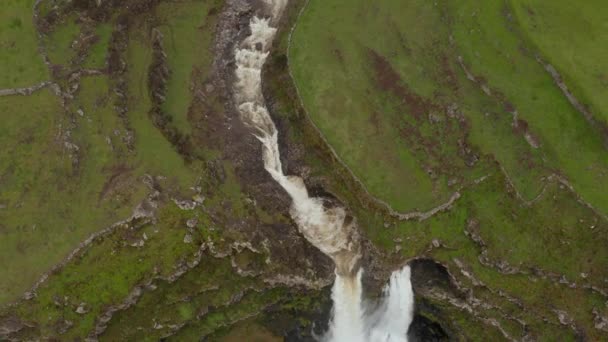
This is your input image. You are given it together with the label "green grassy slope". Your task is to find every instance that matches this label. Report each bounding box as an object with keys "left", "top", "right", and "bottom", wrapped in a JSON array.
[
  {"left": 0, "top": 0, "right": 218, "bottom": 305},
  {"left": 2, "top": 0, "right": 607, "bottom": 339},
  {"left": 1, "top": 1, "right": 330, "bottom": 340},
  {"left": 289, "top": 0, "right": 608, "bottom": 339},
  {"left": 1, "top": 0, "right": 50, "bottom": 87},
  {"left": 511, "top": 0, "right": 608, "bottom": 124},
  {"left": 290, "top": 0, "right": 608, "bottom": 215},
  {"left": 156, "top": 0, "right": 218, "bottom": 134}
]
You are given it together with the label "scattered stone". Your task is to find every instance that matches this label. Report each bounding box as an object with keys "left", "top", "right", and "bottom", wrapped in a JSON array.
[
  {"left": 0, "top": 315, "right": 32, "bottom": 337},
  {"left": 130, "top": 239, "right": 145, "bottom": 248},
  {"left": 428, "top": 112, "right": 443, "bottom": 123},
  {"left": 554, "top": 309, "right": 573, "bottom": 326},
  {"left": 75, "top": 302, "right": 89, "bottom": 314},
  {"left": 447, "top": 178, "right": 459, "bottom": 187},
  {"left": 186, "top": 218, "right": 198, "bottom": 228},
  {"left": 205, "top": 83, "right": 214, "bottom": 93},
  {"left": 132, "top": 196, "right": 158, "bottom": 219},
  {"left": 193, "top": 194, "right": 205, "bottom": 204},
  {"left": 183, "top": 234, "right": 193, "bottom": 244},
  {"left": 173, "top": 198, "right": 197, "bottom": 210},
  {"left": 63, "top": 141, "right": 79, "bottom": 152},
  {"left": 593, "top": 308, "right": 608, "bottom": 332},
  {"left": 524, "top": 132, "right": 540, "bottom": 148},
  {"left": 52, "top": 295, "right": 68, "bottom": 307},
  {"left": 57, "top": 319, "right": 73, "bottom": 334}
]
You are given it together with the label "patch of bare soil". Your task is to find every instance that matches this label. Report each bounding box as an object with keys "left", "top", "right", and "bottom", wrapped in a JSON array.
[
  {"left": 98, "top": 163, "right": 133, "bottom": 201},
  {"left": 368, "top": 49, "right": 479, "bottom": 175},
  {"left": 368, "top": 49, "right": 436, "bottom": 121}
]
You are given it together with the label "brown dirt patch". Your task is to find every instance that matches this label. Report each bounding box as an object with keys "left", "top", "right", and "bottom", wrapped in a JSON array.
[
  {"left": 368, "top": 49, "right": 436, "bottom": 120},
  {"left": 99, "top": 163, "right": 132, "bottom": 200}
]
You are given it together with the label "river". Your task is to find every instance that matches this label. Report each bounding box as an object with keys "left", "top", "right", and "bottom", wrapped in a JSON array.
[{"left": 231, "top": 1, "right": 415, "bottom": 340}]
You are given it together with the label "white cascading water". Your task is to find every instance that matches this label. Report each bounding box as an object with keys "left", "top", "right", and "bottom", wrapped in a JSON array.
[
  {"left": 232, "top": 1, "right": 415, "bottom": 341},
  {"left": 325, "top": 267, "right": 415, "bottom": 342}
]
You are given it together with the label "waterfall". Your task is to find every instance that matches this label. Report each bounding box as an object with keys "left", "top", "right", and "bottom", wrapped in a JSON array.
[
  {"left": 231, "top": 1, "right": 415, "bottom": 341},
  {"left": 367, "top": 266, "right": 415, "bottom": 342},
  {"left": 233, "top": 2, "right": 360, "bottom": 277}
]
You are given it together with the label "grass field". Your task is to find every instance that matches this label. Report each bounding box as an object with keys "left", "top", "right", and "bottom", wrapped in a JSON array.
[
  {"left": 11, "top": 204, "right": 202, "bottom": 339},
  {"left": 83, "top": 22, "right": 113, "bottom": 69},
  {"left": 0, "top": 1, "right": 329, "bottom": 339},
  {"left": 447, "top": 0, "right": 608, "bottom": 214},
  {"left": 289, "top": 0, "right": 608, "bottom": 339},
  {"left": 156, "top": 0, "right": 222, "bottom": 134},
  {"left": 44, "top": 13, "right": 80, "bottom": 67},
  {"left": 0, "top": 0, "right": 50, "bottom": 88},
  {"left": 2, "top": 0, "right": 607, "bottom": 339},
  {"left": 511, "top": 0, "right": 608, "bottom": 124},
  {"left": 0, "top": 0, "right": 219, "bottom": 304},
  {"left": 290, "top": 0, "right": 608, "bottom": 216}
]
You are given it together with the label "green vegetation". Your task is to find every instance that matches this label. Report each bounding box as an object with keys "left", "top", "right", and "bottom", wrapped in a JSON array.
[
  {"left": 290, "top": 0, "right": 608, "bottom": 214},
  {"left": 83, "top": 22, "right": 113, "bottom": 69},
  {"left": 511, "top": 0, "right": 608, "bottom": 124},
  {"left": 125, "top": 28, "right": 199, "bottom": 187},
  {"left": 2, "top": 0, "right": 607, "bottom": 340},
  {"left": 1, "top": 3, "right": 316, "bottom": 340},
  {"left": 11, "top": 204, "right": 200, "bottom": 340},
  {"left": 0, "top": 0, "right": 50, "bottom": 87},
  {"left": 101, "top": 238, "right": 261, "bottom": 341},
  {"left": 44, "top": 14, "right": 80, "bottom": 67},
  {"left": 156, "top": 0, "right": 222, "bottom": 134},
  {"left": 0, "top": 0, "right": 215, "bottom": 304},
  {"left": 448, "top": 0, "right": 607, "bottom": 212},
  {"left": 288, "top": 0, "right": 608, "bottom": 339},
  {"left": 290, "top": 1, "right": 440, "bottom": 212},
  {"left": 216, "top": 319, "right": 282, "bottom": 342}
]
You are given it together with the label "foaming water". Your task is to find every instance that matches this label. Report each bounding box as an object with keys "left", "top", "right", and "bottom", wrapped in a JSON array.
[
  {"left": 231, "top": 1, "right": 414, "bottom": 341},
  {"left": 325, "top": 267, "right": 415, "bottom": 342},
  {"left": 234, "top": 1, "right": 360, "bottom": 275},
  {"left": 326, "top": 271, "right": 366, "bottom": 342},
  {"left": 367, "top": 266, "right": 415, "bottom": 342}
]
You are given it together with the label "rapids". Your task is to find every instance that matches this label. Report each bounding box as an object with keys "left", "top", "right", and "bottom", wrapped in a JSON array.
[{"left": 231, "top": 1, "right": 415, "bottom": 340}]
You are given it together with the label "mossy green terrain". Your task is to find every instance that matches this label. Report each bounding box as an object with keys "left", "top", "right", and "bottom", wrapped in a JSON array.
[
  {"left": 289, "top": 0, "right": 608, "bottom": 339},
  {"left": 1, "top": 1, "right": 334, "bottom": 340},
  {"left": 0, "top": 0, "right": 50, "bottom": 88},
  {"left": 2, "top": 0, "right": 607, "bottom": 340},
  {"left": 511, "top": 0, "right": 608, "bottom": 124},
  {"left": 156, "top": 0, "right": 219, "bottom": 134},
  {"left": 0, "top": 0, "right": 213, "bottom": 304}
]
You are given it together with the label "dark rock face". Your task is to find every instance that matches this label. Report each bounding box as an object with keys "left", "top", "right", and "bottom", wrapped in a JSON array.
[
  {"left": 408, "top": 259, "right": 454, "bottom": 341},
  {"left": 408, "top": 314, "right": 450, "bottom": 342},
  {"left": 410, "top": 259, "right": 455, "bottom": 294},
  {"left": 263, "top": 287, "right": 332, "bottom": 342}
]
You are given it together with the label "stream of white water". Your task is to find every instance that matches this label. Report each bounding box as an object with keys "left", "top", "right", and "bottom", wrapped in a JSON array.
[{"left": 232, "top": 1, "right": 415, "bottom": 340}]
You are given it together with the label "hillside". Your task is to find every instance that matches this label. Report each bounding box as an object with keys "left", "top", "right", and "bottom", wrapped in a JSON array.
[{"left": 1, "top": 0, "right": 606, "bottom": 340}]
